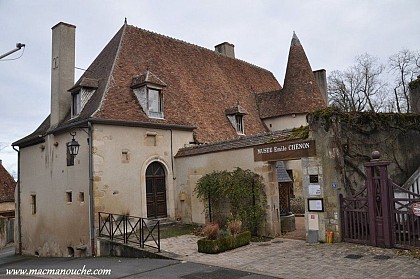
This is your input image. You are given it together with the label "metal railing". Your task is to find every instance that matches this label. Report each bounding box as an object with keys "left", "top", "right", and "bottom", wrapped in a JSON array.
[{"left": 98, "top": 212, "right": 160, "bottom": 252}]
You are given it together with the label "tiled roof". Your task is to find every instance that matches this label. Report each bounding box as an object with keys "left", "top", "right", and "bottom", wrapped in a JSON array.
[
  {"left": 0, "top": 162, "right": 16, "bottom": 203},
  {"left": 257, "top": 33, "right": 326, "bottom": 119},
  {"left": 175, "top": 129, "right": 293, "bottom": 157},
  {"left": 90, "top": 24, "right": 281, "bottom": 143},
  {"left": 14, "top": 26, "right": 325, "bottom": 148},
  {"left": 131, "top": 70, "right": 167, "bottom": 88}
]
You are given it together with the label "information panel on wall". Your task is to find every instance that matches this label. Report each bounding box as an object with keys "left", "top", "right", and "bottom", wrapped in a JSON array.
[{"left": 253, "top": 139, "right": 316, "bottom": 161}]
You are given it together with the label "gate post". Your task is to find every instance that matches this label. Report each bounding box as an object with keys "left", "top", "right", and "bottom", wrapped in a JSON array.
[{"left": 365, "top": 151, "right": 393, "bottom": 248}]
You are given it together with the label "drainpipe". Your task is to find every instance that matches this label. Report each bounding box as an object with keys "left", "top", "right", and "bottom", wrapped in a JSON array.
[
  {"left": 12, "top": 146, "right": 22, "bottom": 255},
  {"left": 170, "top": 129, "right": 175, "bottom": 180},
  {"left": 88, "top": 121, "right": 95, "bottom": 256}
]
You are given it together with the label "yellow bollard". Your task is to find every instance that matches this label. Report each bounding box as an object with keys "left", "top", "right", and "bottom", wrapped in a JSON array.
[{"left": 326, "top": 231, "right": 334, "bottom": 243}]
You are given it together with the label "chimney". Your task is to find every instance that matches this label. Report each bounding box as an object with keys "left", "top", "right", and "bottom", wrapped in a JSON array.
[
  {"left": 215, "top": 42, "right": 235, "bottom": 58},
  {"left": 50, "top": 22, "right": 76, "bottom": 127},
  {"left": 313, "top": 69, "right": 328, "bottom": 105}
]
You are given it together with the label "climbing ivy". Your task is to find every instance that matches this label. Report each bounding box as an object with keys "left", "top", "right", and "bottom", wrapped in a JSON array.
[{"left": 194, "top": 168, "right": 267, "bottom": 235}]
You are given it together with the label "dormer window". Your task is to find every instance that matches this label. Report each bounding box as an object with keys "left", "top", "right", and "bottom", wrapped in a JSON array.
[
  {"left": 131, "top": 70, "right": 167, "bottom": 119},
  {"left": 72, "top": 92, "right": 81, "bottom": 116},
  {"left": 226, "top": 104, "right": 248, "bottom": 135},
  {"left": 147, "top": 88, "right": 163, "bottom": 117},
  {"left": 69, "top": 78, "right": 99, "bottom": 118},
  {"left": 235, "top": 115, "right": 244, "bottom": 134}
]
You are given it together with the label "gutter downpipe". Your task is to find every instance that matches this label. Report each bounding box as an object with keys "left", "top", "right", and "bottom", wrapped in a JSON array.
[
  {"left": 88, "top": 120, "right": 95, "bottom": 256},
  {"left": 170, "top": 129, "right": 175, "bottom": 180},
  {"left": 12, "top": 146, "right": 22, "bottom": 255}
]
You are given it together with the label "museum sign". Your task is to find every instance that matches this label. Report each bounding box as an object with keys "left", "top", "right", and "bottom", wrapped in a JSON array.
[{"left": 253, "top": 139, "right": 316, "bottom": 161}]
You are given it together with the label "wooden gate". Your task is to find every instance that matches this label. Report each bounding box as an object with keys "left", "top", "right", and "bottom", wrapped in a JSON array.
[{"left": 340, "top": 152, "right": 420, "bottom": 249}]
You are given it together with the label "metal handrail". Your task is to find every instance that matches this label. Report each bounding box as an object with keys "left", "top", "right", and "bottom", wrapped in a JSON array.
[{"left": 98, "top": 212, "right": 160, "bottom": 252}]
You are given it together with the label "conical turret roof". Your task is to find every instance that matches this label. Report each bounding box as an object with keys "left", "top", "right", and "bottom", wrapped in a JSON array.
[{"left": 257, "top": 32, "right": 326, "bottom": 118}]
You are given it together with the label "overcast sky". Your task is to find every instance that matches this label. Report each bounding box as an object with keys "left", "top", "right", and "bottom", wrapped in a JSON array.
[{"left": 1, "top": 0, "right": 419, "bottom": 176}]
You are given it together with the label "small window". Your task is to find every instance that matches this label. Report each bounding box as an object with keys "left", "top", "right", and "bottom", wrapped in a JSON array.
[
  {"left": 225, "top": 104, "right": 247, "bottom": 135},
  {"left": 79, "top": 192, "right": 85, "bottom": 202},
  {"left": 30, "top": 194, "right": 36, "bottom": 215},
  {"left": 147, "top": 88, "right": 163, "bottom": 118},
  {"left": 121, "top": 150, "right": 130, "bottom": 163},
  {"left": 235, "top": 115, "right": 244, "bottom": 134},
  {"left": 66, "top": 191, "right": 72, "bottom": 203},
  {"left": 131, "top": 71, "right": 166, "bottom": 119},
  {"left": 72, "top": 92, "right": 81, "bottom": 116}
]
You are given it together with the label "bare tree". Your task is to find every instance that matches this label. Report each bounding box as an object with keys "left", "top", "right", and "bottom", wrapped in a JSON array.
[
  {"left": 388, "top": 49, "right": 420, "bottom": 113},
  {"left": 328, "top": 53, "right": 387, "bottom": 112}
]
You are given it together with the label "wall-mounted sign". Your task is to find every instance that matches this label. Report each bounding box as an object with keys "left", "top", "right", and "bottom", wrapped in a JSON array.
[
  {"left": 308, "top": 184, "right": 321, "bottom": 196},
  {"left": 253, "top": 139, "right": 316, "bottom": 161},
  {"left": 308, "top": 198, "right": 324, "bottom": 212}
]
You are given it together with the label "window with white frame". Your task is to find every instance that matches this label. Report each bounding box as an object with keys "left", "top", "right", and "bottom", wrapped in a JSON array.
[{"left": 147, "top": 88, "right": 163, "bottom": 117}]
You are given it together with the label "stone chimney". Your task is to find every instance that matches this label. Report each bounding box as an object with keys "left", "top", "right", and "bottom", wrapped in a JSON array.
[
  {"left": 50, "top": 22, "right": 76, "bottom": 127},
  {"left": 215, "top": 42, "right": 235, "bottom": 58},
  {"left": 313, "top": 69, "right": 328, "bottom": 105}
]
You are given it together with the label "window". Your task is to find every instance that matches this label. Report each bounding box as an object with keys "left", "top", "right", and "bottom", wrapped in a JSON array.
[
  {"left": 225, "top": 104, "right": 247, "bottom": 135},
  {"left": 79, "top": 192, "right": 85, "bottom": 203},
  {"left": 66, "top": 191, "right": 72, "bottom": 203},
  {"left": 147, "top": 88, "right": 163, "bottom": 118},
  {"left": 72, "top": 92, "right": 81, "bottom": 116},
  {"left": 131, "top": 71, "right": 166, "bottom": 119},
  {"left": 30, "top": 194, "right": 36, "bottom": 215},
  {"left": 235, "top": 115, "right": 244, "bottom": 134},
  {"left": 121, "top": 150, "right": 130, "bottom": 163}
]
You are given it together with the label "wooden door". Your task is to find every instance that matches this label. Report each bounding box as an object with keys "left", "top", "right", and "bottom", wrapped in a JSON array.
[{"left": 146, "top": 162, "right": 167, "bottom": 218}]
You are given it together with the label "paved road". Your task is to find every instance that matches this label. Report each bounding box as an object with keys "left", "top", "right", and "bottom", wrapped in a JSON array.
[
  {"left": 0, "top": 246, "right": 275, "bottom": 279},
  {"left": 2, "top": 235, "right": 420, "bottom": 279},
  {"left": 160, "top": 235, "right": 420, "bottom": 279}
]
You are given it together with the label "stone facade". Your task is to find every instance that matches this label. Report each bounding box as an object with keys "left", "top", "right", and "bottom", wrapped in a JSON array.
[{"left": 305, "top": 109, "right": 420, "bottom": 242}]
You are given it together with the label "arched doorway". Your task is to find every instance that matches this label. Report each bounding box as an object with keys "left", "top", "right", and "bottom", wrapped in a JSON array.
[{"left": 146, "top": 162, "right": 167, "bottom": 218}]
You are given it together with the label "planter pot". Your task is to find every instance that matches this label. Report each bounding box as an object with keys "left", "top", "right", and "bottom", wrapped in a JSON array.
[{"left": 197, "top": 231, "right": 251, "bottom": 254}]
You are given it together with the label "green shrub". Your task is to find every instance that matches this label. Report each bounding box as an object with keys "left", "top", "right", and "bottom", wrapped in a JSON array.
[
  {"left": 197, "top": 231, "right": 251, "bottom": 254},
  {"left": 194, "top": 168, "right": 267, "bottom": 235}
]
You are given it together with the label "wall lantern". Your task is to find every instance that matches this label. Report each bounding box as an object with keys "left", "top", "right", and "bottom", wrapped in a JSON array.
[{"left": 66, "top": 131, "right": 80, "bottom": 157}]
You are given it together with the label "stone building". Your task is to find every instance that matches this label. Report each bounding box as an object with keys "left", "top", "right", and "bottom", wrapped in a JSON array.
[
  {"left": 13, "top": 22, "right": 326, "bottom": 256},
  {"left": 0, "top": 160, "right": 15, "bottom": 218}
]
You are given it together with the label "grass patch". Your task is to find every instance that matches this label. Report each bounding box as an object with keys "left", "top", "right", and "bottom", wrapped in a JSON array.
[{"left": 160, "top": 223, "right": 200, "bottom": 239}]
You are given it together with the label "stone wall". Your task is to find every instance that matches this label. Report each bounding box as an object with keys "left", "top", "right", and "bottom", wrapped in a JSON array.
[
  {"left": 305, "top": 108, "right": 420, "bottom": 242},
  {"left": 309, "top": 109, "right": 420, "bottom": 194}
]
